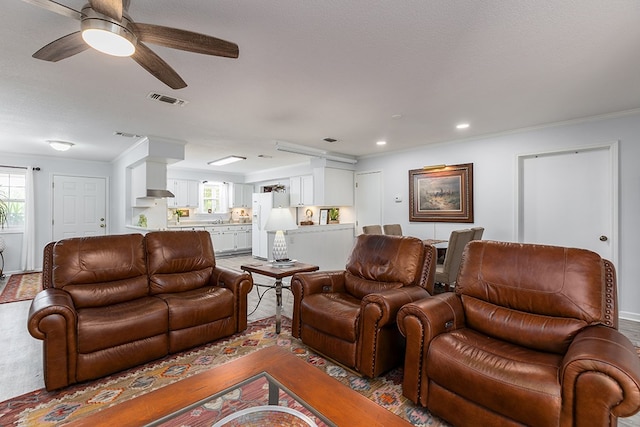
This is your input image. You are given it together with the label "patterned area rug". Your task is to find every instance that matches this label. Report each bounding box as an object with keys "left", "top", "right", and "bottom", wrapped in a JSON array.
[
  {"left": 0, "top": 317, "right": 447, "bottom": 427},
  {"left": 0, "top": 272, "right": 41, "bottom": 304}
]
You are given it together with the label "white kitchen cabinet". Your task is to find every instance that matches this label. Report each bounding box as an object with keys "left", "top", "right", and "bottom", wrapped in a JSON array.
[
  {"left": 313, "top": 168, "right": 354, "bottom": 206},
  {"left": 207, "top": 225, "right": 252, "bottom": 254},
  {"left": 167, "top": 179, "right": 199, "bottom": 208},
  {"left": 229, "top": 183, "right": 253, "bottom": 208},
  {"left": 290, "top": 175, "right": 314, "bottom": 206}
]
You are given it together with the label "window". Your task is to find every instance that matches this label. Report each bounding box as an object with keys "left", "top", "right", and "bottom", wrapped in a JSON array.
[
  {"left": 0, "top": 168, "right": 26, "bottom": 230},
  {"left": 200, "top": 182, "right": 227, "bottom": 213}
]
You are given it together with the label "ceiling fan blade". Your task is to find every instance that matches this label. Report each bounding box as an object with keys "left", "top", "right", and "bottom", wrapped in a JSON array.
[
  {"left": 33, "top": 31, "right": 90, "bottom": 62},
  {"left": 131, "top": 23, "right": 239, "bottom": 58},
  {"left": 21, "top": 0, "right": 81, "bottom": 20},
  {"left": 88, "top": 0, "right": 122, "bottom": 21},
  {"left": 132, "top": 42, "right": 187, "bottom": 89}
]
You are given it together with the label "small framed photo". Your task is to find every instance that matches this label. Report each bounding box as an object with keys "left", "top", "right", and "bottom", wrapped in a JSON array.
[{"left": 319, "top": 209, "right": 329, "bottom": 225}]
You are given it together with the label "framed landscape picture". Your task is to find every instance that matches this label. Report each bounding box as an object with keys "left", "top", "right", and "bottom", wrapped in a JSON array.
[{"left": 408, "top": 163, "right": 474, "bottom": 222}]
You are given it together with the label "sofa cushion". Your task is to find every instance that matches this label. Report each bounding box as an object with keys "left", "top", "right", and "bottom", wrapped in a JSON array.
[
  {"left": 146, "top": 231, "right": 215, "bottom": 294},
  {"left": 345, "top": 235, "right": 425, "bottom": 287},
  {"left": 428, "top": 328, "right": 562, "bottom": 427},
  {"left": 52, "top": 234, "right": 148, "bottom": 308},
  {"left": 457, "top": 241, "right": 606, "bottom": 353},
  {"left": 77, "top": 296, "right": 168, "bottom": 353},
  {"left": 301, "top": 293, "right": 361, "bottom": 342},
  {"left": 344, "top": 272, "right": 403, "bottom": 299},
  {"left": 158, "top": 287, "right": 235, "bottom": 330}
]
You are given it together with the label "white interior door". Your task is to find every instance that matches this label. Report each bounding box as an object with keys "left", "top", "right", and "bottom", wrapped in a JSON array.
[
  {"left": 355, "top": 171, "right": 382, "bottom": 235},
  {"left": 518, "top": 143, "right": 617, "bottom": 262},
  {"left": 53, "top": 175, "right": 107, "bottom": 240}
]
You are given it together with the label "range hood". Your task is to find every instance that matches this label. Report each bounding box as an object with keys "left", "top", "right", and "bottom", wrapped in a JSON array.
[
  {"left": 146, "top": 188, "right": 174, "bottom": 198},
  {"left": 132, "top": 161, "right": 175, "bottom": 199}
]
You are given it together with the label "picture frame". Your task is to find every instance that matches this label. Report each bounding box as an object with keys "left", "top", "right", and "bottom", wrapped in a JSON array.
[
  {"left": 319, "top": 209, "right": 329, "bottom": 225},
  {"left": 408, "top": 163, "right": 474, "bottom": 223}
]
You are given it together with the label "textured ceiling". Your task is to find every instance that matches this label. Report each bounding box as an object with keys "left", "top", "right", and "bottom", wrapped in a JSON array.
[{"left": 1, "top": 0, "right": 639, "bottom": 174}]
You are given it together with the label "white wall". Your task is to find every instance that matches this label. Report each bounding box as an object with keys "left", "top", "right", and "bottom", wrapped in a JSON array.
[
  {"left": 356, "top": 111, "right": 640, "bottom": 320},
  {"left": 2, "top": 112, "right": 638, "bottom": 319},
  {"left": 0, "top": 153, "right": 112, "bottom": 274}
]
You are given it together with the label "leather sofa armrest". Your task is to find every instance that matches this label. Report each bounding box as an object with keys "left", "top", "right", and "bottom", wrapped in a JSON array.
[
  {"left": 211, "top": 266, "right": 253, "bottom": 331},
  {"left": 211, "top": 265, "right": 253, "bottom": 294},
  {"left": 27, "top": 288, "right": 78, "bottom": 390},
  {"left": 362, "top": 286, "right": 430, "bottom": 327},
  {"left": 561, "top": 325, "right": 640, "bottom": 422},
  {"left": 396, "top": 292, "right": 464, "bottom": 405},
  {"left": 28, "top": 288, "right": 77, "bottom": 339},
  {"left": 291, "top": 271, "right": 346, "bottom": 296},
  {"left": 291, "top": 271, "right": 346, "bottom": 338}
]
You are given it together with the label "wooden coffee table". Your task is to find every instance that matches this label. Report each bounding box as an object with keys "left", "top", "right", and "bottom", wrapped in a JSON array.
[{"left": 68, "top": 346, "right": 411, "bottom": 426}]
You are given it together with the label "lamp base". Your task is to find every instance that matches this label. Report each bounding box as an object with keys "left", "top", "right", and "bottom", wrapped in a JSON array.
[{"left": 272, "top": 230, "right": 289, "bottom": 262}]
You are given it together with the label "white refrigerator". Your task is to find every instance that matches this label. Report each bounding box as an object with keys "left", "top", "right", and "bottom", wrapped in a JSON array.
[{"left": 252, "top": 192, "right": 291, "bottom": 259}]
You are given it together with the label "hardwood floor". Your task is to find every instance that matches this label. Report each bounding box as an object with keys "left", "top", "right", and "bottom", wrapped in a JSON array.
[{"left": 1, "top": 254, "right": 639, "bottom": 426}]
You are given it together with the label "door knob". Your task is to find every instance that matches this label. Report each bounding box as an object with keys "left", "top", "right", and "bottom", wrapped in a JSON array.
[
  {"left": 599, "top": 235, "right": 608, "bottom": 242},
  {"left": 100, "top": 218, "right": 105, "bottom": 221},
  {"left": 100, "top": 224, "right": 106, "bottom": 228}
]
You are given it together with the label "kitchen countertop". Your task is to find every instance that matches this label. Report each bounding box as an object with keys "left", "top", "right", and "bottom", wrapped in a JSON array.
[{"left": 168, "top": 222, "right": 252, "bottom": 228}]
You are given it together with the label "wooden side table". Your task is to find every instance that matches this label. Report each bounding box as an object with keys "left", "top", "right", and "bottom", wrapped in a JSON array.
[{"left": 241, "top": 261, "right": 319, "bottom": 333}]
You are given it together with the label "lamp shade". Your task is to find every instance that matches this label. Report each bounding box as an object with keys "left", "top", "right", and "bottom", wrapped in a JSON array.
[{"left": 264, "top": 207, "right": 297, "bottom": 231}]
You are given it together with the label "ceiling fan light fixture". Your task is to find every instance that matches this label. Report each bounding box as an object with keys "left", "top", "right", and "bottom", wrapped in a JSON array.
[
  {"left": 81, "top": 7, "right": 137, "bottom": 57},
  {"left": 82, "top": 28, "right": 135, "bottom": 56}
]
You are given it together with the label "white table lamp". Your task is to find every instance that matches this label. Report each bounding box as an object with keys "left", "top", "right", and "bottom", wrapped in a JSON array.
[{"left": 264, "top": 207, "right": 297, "bottom": 262}]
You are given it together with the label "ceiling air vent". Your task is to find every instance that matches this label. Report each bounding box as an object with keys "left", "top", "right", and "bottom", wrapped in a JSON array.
[
  {"left": 114, "top": 131, "right": 143, "bottom": 138},
  {"left": 147, "top": 92, "right": 189, "bottom": 106}
]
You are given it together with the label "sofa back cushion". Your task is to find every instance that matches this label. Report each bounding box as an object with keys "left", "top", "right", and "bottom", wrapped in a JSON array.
[
  {"left": 52, "top": 234, "right": 148, "bottom": 308},
  {"left": 146, "top": 230, "right": 215, "bottom": 294},
  {"left": 456, "top": 240, "right": 614, "bottom": 354},
  {"left": 344, "top": 234, "right": 426, "bottom": 298}
]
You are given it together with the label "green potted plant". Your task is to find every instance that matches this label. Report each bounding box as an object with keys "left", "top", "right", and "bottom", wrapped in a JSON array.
[
  {"left": 0, "top": 196, "right": 8, "bottom": 230},
  {"left": 328, "top": 207, "right": 340, "bottom": 224}
]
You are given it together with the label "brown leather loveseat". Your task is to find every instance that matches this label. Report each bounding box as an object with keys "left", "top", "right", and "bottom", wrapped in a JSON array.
[
  {"left": 28, "top": 230, "right": 253, "bottom": 391},
  {"left": 398, "top": 240, "right": 640, "bottom": 426}
]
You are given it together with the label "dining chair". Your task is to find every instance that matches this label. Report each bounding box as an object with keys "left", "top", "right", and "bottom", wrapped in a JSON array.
[
  {"left": 383, "top": 224, "right": 403, "bottom": 236},
  {"left": 434, "top": 228, "right": 474, "bottom": 291},
  {"left": 362, "top": 225, "right": 383, "bottom": 235},
  {"left": 470, "top": 226, "right": 484, "bottom": 240}
]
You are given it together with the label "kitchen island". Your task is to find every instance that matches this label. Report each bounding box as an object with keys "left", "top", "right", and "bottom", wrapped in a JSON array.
[
  {"left": 267, "top": 223, "right": 355, "bottom": 270},
  {"left": 126, "top": 222, "right": 252, "bottom": 255}
]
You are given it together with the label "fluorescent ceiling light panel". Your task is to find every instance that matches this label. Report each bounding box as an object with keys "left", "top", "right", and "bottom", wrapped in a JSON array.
[
  {"left": 275, "top": 141, "right": 357, "bottom": 164},
  {"left": 208, "top": 155, "right": 246, "bottom": 166}
]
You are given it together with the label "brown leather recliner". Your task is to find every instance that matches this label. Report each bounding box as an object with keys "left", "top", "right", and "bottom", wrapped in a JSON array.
[
  {"left": 28, "top": 231, "right": 253, "bottom": 390},
  {"left": 291, "top": 234, "right": 436, "bottom": 377},
  {"left": 398, "top": 240, "right": 640, "bottom": 427}
]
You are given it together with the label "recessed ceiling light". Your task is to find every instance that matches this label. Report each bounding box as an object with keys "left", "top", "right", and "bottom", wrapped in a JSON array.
[
  {"left": 48, "top": 140, "right": 74, "bottom": 151},
  {"left": 208, "top": 155, "right": 246, "bottom": 166},
  {"left": 376, "top": 140, "right": 387, "bottom": 146},
  {"left": 456, "top": 123, "right": 470, "bottom": 129},
  {"left": 391, "top": 114, "right": 402, "bottom": 119}
]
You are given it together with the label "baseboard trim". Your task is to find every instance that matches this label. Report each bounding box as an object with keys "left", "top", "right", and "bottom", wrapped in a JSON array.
[{"left": 619, "top": 311, "right": 640, "bottom": 323}]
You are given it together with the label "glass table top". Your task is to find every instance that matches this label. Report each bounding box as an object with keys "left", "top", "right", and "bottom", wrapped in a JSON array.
[{"left": 148, "top": 372, "right": 335, "bottom": 427}]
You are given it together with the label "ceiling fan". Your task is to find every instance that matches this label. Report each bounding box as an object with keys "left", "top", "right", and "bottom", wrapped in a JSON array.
[{"left": 22, "top": 0, "right": 239, "bottom": 89}]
